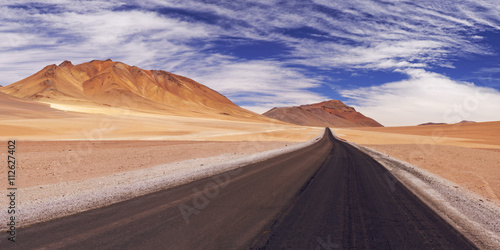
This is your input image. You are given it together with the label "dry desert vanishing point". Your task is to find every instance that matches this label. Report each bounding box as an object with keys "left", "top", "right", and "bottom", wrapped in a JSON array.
[{"left": 0, "top": 59, "right": 499, "bottom": 248}]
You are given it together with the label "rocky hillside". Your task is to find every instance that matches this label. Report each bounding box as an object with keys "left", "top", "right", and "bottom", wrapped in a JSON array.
[
  {"left": 0, "top": 59, "right": 268, "bottom": 120},
  {"left": 263, "top": 100, "right": 383, "bottom": 127}
]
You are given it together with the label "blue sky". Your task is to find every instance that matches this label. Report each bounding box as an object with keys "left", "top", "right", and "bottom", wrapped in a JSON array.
[{"left": 1, "top": 0, "right": 500, "bottom": 126}]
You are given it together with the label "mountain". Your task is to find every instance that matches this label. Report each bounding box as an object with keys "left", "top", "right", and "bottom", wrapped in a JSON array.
[
  {"left": 0, "top": 59, "right": 267, "bottom": 120},
  {"left": 418, "top": 122, "right": 447, "bottom": 126},
  {"left": 457, "top": 120, "right": 476, "bottom": 124},
  {"left": 418, "top": 120, "right": 476, "bottom": 126},
  {"left": 262, "top": 100, "right": 383, "bottom": 127}
]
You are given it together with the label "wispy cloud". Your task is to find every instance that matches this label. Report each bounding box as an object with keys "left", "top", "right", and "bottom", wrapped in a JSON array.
[
  {"left": 0, "top": 0, "right": 328, "bottom": 108},
  {"left": 173, "top": 58, "right": 328, "bottom": 113},
  {"left": 340, "top": 69, "right": 500, "bottom": 126},
  {"left": 1, "top": 0, "right": 500, "bottom": 122}
]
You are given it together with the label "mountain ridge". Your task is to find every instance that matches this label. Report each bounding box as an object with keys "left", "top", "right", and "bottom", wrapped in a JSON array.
[
  {"left": 263, "top": 100, "right": 383, "bottom": 127},
  {"left": 418, "top": 120, "right": 476, "bottom": 126},
  {"left": 0, "top": 59, "right": 271, "bottom": 121}
]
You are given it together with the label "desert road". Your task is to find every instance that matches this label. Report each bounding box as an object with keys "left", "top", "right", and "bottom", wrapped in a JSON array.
[{"left": 2, "top": 129, "right": 476, "bottom": 249}]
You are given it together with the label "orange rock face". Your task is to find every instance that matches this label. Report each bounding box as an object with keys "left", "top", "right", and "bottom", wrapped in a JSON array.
[
  {"left": 1, "top": 59, "right": 267, "bottom": 120},
  {"left": 263, "top": 100, "right": 383, "bottom": 127}
]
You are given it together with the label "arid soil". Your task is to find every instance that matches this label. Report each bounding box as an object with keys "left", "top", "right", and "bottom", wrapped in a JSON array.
[
  {"left": 0, "top": 101, "right": 322, "bottom": 141},
  {"left": 366, "top": 144, "right": 500, "bottom": 205},
  {"left": 347, "top": 121, "right": 500, "bottom": 147},
  {"left": 0, "top": 135, "right": 323, "bottom": 231},
  {"left": 354, "top": 143, "right": 500, "bottom": 248},
  {"left": 1, "top": 140, "right": 298, "bottom": 189},
  {"left": 334, "top": 121, "right": 500, "bottom": 205}
]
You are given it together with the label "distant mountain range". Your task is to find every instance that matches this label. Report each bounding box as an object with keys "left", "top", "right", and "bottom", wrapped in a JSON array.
[
  {"left": 263, "top": 100, "right": 383, "bottom": 127},
  {"left": 1, "top": 59, "right": 384, "bottom": 128},
  {"left": 418, "top": 120, "right": 476, "bottom": 126},
  {"left": 0, "top": 59, "right": 270, "bottom": 121}
]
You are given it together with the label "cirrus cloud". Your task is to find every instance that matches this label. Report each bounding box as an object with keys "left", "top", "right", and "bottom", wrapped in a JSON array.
[
  {"left": 340, "top": 69, "right": 500, "bottom": 126},
  {"left": 1, "top": 0, "right": 500, "bottom": 124}
]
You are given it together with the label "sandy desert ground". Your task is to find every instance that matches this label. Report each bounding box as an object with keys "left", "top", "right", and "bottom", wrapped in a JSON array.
[
  {"left": 2, "top": 102, "right": 498, "bottom": 206},
  {"left": 334, "top": 121, "right": 500, "bottom": 205},
  {"left": 0, "top": 98, "right": 323, "bottom": 190},
  {"left": 0, "top": 101, "right": 322, "bottom": 141},
  {"left": 1, "top": 88, "right": 499, "bottom": 221},
  {"left": 2, "top": 140, "right": 299, "bottom": 189},
  {"left": 3, "top": 59, "right": 494, "bottom": 210},
  {"left": 334, "top": 121, "right": 500, "bottom": 148}
]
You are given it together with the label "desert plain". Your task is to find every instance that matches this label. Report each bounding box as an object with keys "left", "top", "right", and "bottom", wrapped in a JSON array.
[
  {"left": 1, "top": 92, "right": 499, "bottom": 206},
  {"left": 0, "top": 99, "right": 323, "bottom": 189},
  {"left": 0, "top": 60, "right": 498, "bottom": 237},
  {"left": 2, "top": 102, "right": 498, "bottom": 208},
  {"left": 334, "top": 121, "right": 500, "bottom": 205}
]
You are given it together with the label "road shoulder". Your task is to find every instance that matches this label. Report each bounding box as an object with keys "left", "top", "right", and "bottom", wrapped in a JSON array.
[{"left": 351, "top": 142, "right": 500, "bottom": 249}]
